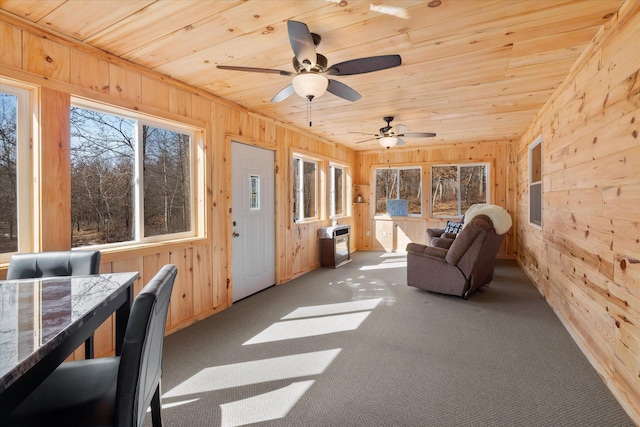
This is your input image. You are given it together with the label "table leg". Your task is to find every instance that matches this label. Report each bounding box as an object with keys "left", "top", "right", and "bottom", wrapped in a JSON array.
[{"left": 115, "top": 285, "right": 132, "bottom": 356}]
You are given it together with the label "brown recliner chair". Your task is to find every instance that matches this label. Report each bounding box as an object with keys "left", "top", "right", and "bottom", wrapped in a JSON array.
[{"left": 406, "top": 214, "right": 507, "bottom": 298}]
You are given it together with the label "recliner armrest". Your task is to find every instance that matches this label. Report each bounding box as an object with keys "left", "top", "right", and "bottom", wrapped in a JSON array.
[
  {"left": 406, "top": 243, "right": 448, "bottom": 261},
  {"left": 427, "top": 228, "right": 445, "bottom": 239}
]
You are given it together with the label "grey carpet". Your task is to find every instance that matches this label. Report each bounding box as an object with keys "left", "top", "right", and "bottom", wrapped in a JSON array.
[{"left": 148, "top": 252, "right": 634, "bottom": 427}]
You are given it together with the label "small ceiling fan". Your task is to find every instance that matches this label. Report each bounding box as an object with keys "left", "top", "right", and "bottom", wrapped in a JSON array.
[
  {"left": 216, "top": 20, "right": 401, "bottom": 103},
  {"left": 352, "top": 116, "right": 436, "bottom": 149}
]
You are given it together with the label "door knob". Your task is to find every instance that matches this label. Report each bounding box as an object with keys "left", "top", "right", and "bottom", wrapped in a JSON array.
[{"left": 232, "top": 232, "right": 240, "bottom": 238}]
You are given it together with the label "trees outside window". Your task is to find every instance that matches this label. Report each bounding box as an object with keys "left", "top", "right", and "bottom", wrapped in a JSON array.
[
  {"left": 375, "top": 167, "right": 421, "bottom": 215},
  {"left": 71, "top": 104, "right": 193, "bottom": 247},
  {"left": 0, "top": 84, "right": 32, "bottom": 257},
  {"left": 529, "top": 136, "right": 542, "bottom": 227},
  {"left": 330, "top": 164, "right": 345, "bottom": 217},
  {"left": 292, "top": 155, "right": 317, "bottom": 222},
  {"left": 431, "top": 163, "right": 489, "bottom": 217}
]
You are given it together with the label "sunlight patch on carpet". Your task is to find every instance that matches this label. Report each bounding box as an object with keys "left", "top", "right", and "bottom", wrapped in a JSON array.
[
  {"left": 243, "top": 312, "right": 371, "bottom": 345},
  {"left": 163, "top": 349, "right": 340, "bottom": 398},
  {"left": 359, "top": 259, "right": 407, "bottom": 270},
  {"left": 282, "top": 298, "right": 382, "bottom": 319},
  {"left": 220, "top": 381, "right": 315, "bottom": 427}
]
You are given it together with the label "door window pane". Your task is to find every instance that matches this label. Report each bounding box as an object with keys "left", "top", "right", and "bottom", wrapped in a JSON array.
[{"left": 250, "top": 175, "right": 260, "bottom": 209}]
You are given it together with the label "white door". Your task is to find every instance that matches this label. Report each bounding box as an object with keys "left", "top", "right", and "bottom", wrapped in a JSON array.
[{"left": 231, "top": 142, "right": 275, "bottom": 302}]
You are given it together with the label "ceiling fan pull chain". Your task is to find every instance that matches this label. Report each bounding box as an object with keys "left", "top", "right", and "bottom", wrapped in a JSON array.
[{"left": 307, "top": 98, "right": 312, "bottom": 127}]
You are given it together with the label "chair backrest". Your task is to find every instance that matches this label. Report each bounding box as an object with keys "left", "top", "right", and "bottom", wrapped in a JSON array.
[
  {"left": 116, "top": 264, "right": 177, "bottom": 427},
  {"left": 6, "top": 250, "right": 101, "bottom": 279}
]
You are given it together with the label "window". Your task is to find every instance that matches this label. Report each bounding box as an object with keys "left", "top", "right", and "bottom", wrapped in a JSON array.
[
  {"left": 250, "top": 175, "right": 260, "bottom": 210},
  {"left": 375, "top": 167, "right": 421, "bottom": 216},
  {"left": 292, "top": 155, "right": 318, "bottom": 221},
  {"left": 330, "top": 164, "right": 345, "bottom": 217},
  {"left": 70, "top": 102, "right": 195, "bottom": 247},
  {"left": 529, "top": 135, "right": 542, "bottom": 227},
  {"left": 0, "top": 82, "right": 33, "bottom": 258},
  {"left": 431, "top": 163, "right": 489, "bottom": 217}
]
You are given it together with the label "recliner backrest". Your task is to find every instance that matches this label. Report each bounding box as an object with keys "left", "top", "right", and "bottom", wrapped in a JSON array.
[
  {"left": 116, "top": 264, "right": 177, "bottom": 427},
  {"left": 444, "top": 215, "right": 493, "bottom": 267},
  {"left": 6, "top": 250, "right": 102, "bottom": 280}
]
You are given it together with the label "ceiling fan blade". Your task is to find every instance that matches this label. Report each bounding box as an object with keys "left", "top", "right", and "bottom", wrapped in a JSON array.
[
  {"left": 327, "top": 79, "right": 361, "bottom": 102},
  {"left": 271, "top": 84, "right": 296, "bottom": 103},
  {"left": 326, "top": 55, "right": 401, "bottom": 76},
  {"left": 287, "top": 20, "right": 317, "bottom": 70},
  {"left": 396, "top": 138, "right": 406, "bottom": 146},
  {"left": 393, "top": 124, "right": 407, "bottom": 134},
  {"left": 217, "top": 65, "right": 294, "bottom": 76},
  {"left": 370, "top": 4, "right": 410, "bottom": 19},
  {"left": 401, "top": 132, "right": 437, "bottom": 138},
  {"left": 349, "top": 131, "right": 380, "bottom": 136},
  {"left": 355, "top": 137, "right": 378, "bottom": 144}
]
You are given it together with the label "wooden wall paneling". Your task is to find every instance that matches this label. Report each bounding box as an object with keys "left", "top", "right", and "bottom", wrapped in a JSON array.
[
  {"left": 109, "top": 63, "right": 142, "bottom": 103},
  {"left": 22, "top": 31, "right": 70, "bottom": 82},
  {"left": 69, "top": 49, "right": 109, "bottom": 94},
  {"left": 193, "top": 244, "right": 214, "bottom": 315},
  {"left": 169, "top": 248, "right": 194, "bottom": 327},
  {"left": 374, "top": 220, "right": 393, "bottom": 251},
  {"left": 274, "top": 126, "right": 288, "bottom": 283},
  {"left": 287, "top": 227, "right": 301, "bottom": 280},
  {"left": 215, "top": 103, "right": 232, "bottom": 307},
  {"left": 516, "top": 2, "right": 640, "bottom": 421},
  {"left": 39, "top": 87, "right": 71, "bottom": 250},
  {"left": 394, "top": 221, "right": 408, "bottom": 253},
  {"left": 143, "top": 251, "right": 171, "bottom": 322},
  {"left": 168, "top": 86, "right": 192, "bottom": 117},
  {"left": 0, "top": 21, "right": 21, "bottom": 68},
  {"left": 141, "top": 74, "right": 169, "bottom": 111}
]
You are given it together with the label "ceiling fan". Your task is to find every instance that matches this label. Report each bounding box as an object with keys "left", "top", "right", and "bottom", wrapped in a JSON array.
[
  {"left": 353, "top": 116, "right": 436, "bottom": 149},
  {"left": 216, "top": 20, "right": 401, "bottom": 103}
]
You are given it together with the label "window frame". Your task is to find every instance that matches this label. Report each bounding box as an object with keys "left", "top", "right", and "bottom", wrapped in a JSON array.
[
  {"left": 373, "top": 166, "right": 423, "bottom": 217},
  {"left": 430, "top": 162, "right": 490, "bottom": 218},
  {"left": 292, "top": 153, "right": 319, "bottom": 223},
  {"left": 529, "top": 135, "right": 543, "bottom": 228},
  {"left": 329, "top": 163, "right": 346, "bottom": 218},
  {"left": 70, "top": 98, "right": 202, "bottom": 249},
  {"left": 0, "top": 80, "right": 35, "bottom": 262}
]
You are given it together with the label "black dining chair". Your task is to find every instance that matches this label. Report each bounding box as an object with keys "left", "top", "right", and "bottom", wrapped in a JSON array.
[
  {"left": 6, "top": 264, "right": 177, "bottom": 427},
  {"left": 6, "top": 250, "right": 102, "bottom": 280},
  {"left": 6, "top": 250, "right": 102, "bottom": 358}
]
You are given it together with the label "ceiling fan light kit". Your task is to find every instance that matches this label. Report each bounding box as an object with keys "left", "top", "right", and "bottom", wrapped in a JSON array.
[
  {"left": 292, "top": 73, "right": 328, "bottom": 100},
  {"left": 379, "top": 136, "right": 399, "bottom": 149}
]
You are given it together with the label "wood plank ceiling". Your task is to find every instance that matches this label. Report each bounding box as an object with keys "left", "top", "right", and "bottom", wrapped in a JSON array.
[{"left": 0, "top": 0, "right": 625, "bottom": 151}]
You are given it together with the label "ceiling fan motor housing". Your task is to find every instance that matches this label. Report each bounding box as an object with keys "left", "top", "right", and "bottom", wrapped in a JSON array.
[
  {"left": 293, "top": 54, "right": 328, "bottom": 73},
  {"left": 380, "top": 116, "right": 395, "bottom": 135}
]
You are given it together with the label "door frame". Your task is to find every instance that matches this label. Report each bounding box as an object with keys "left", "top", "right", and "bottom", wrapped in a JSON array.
[{"left": 226, "top": 134, "right": 280, "bottom": 305}]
